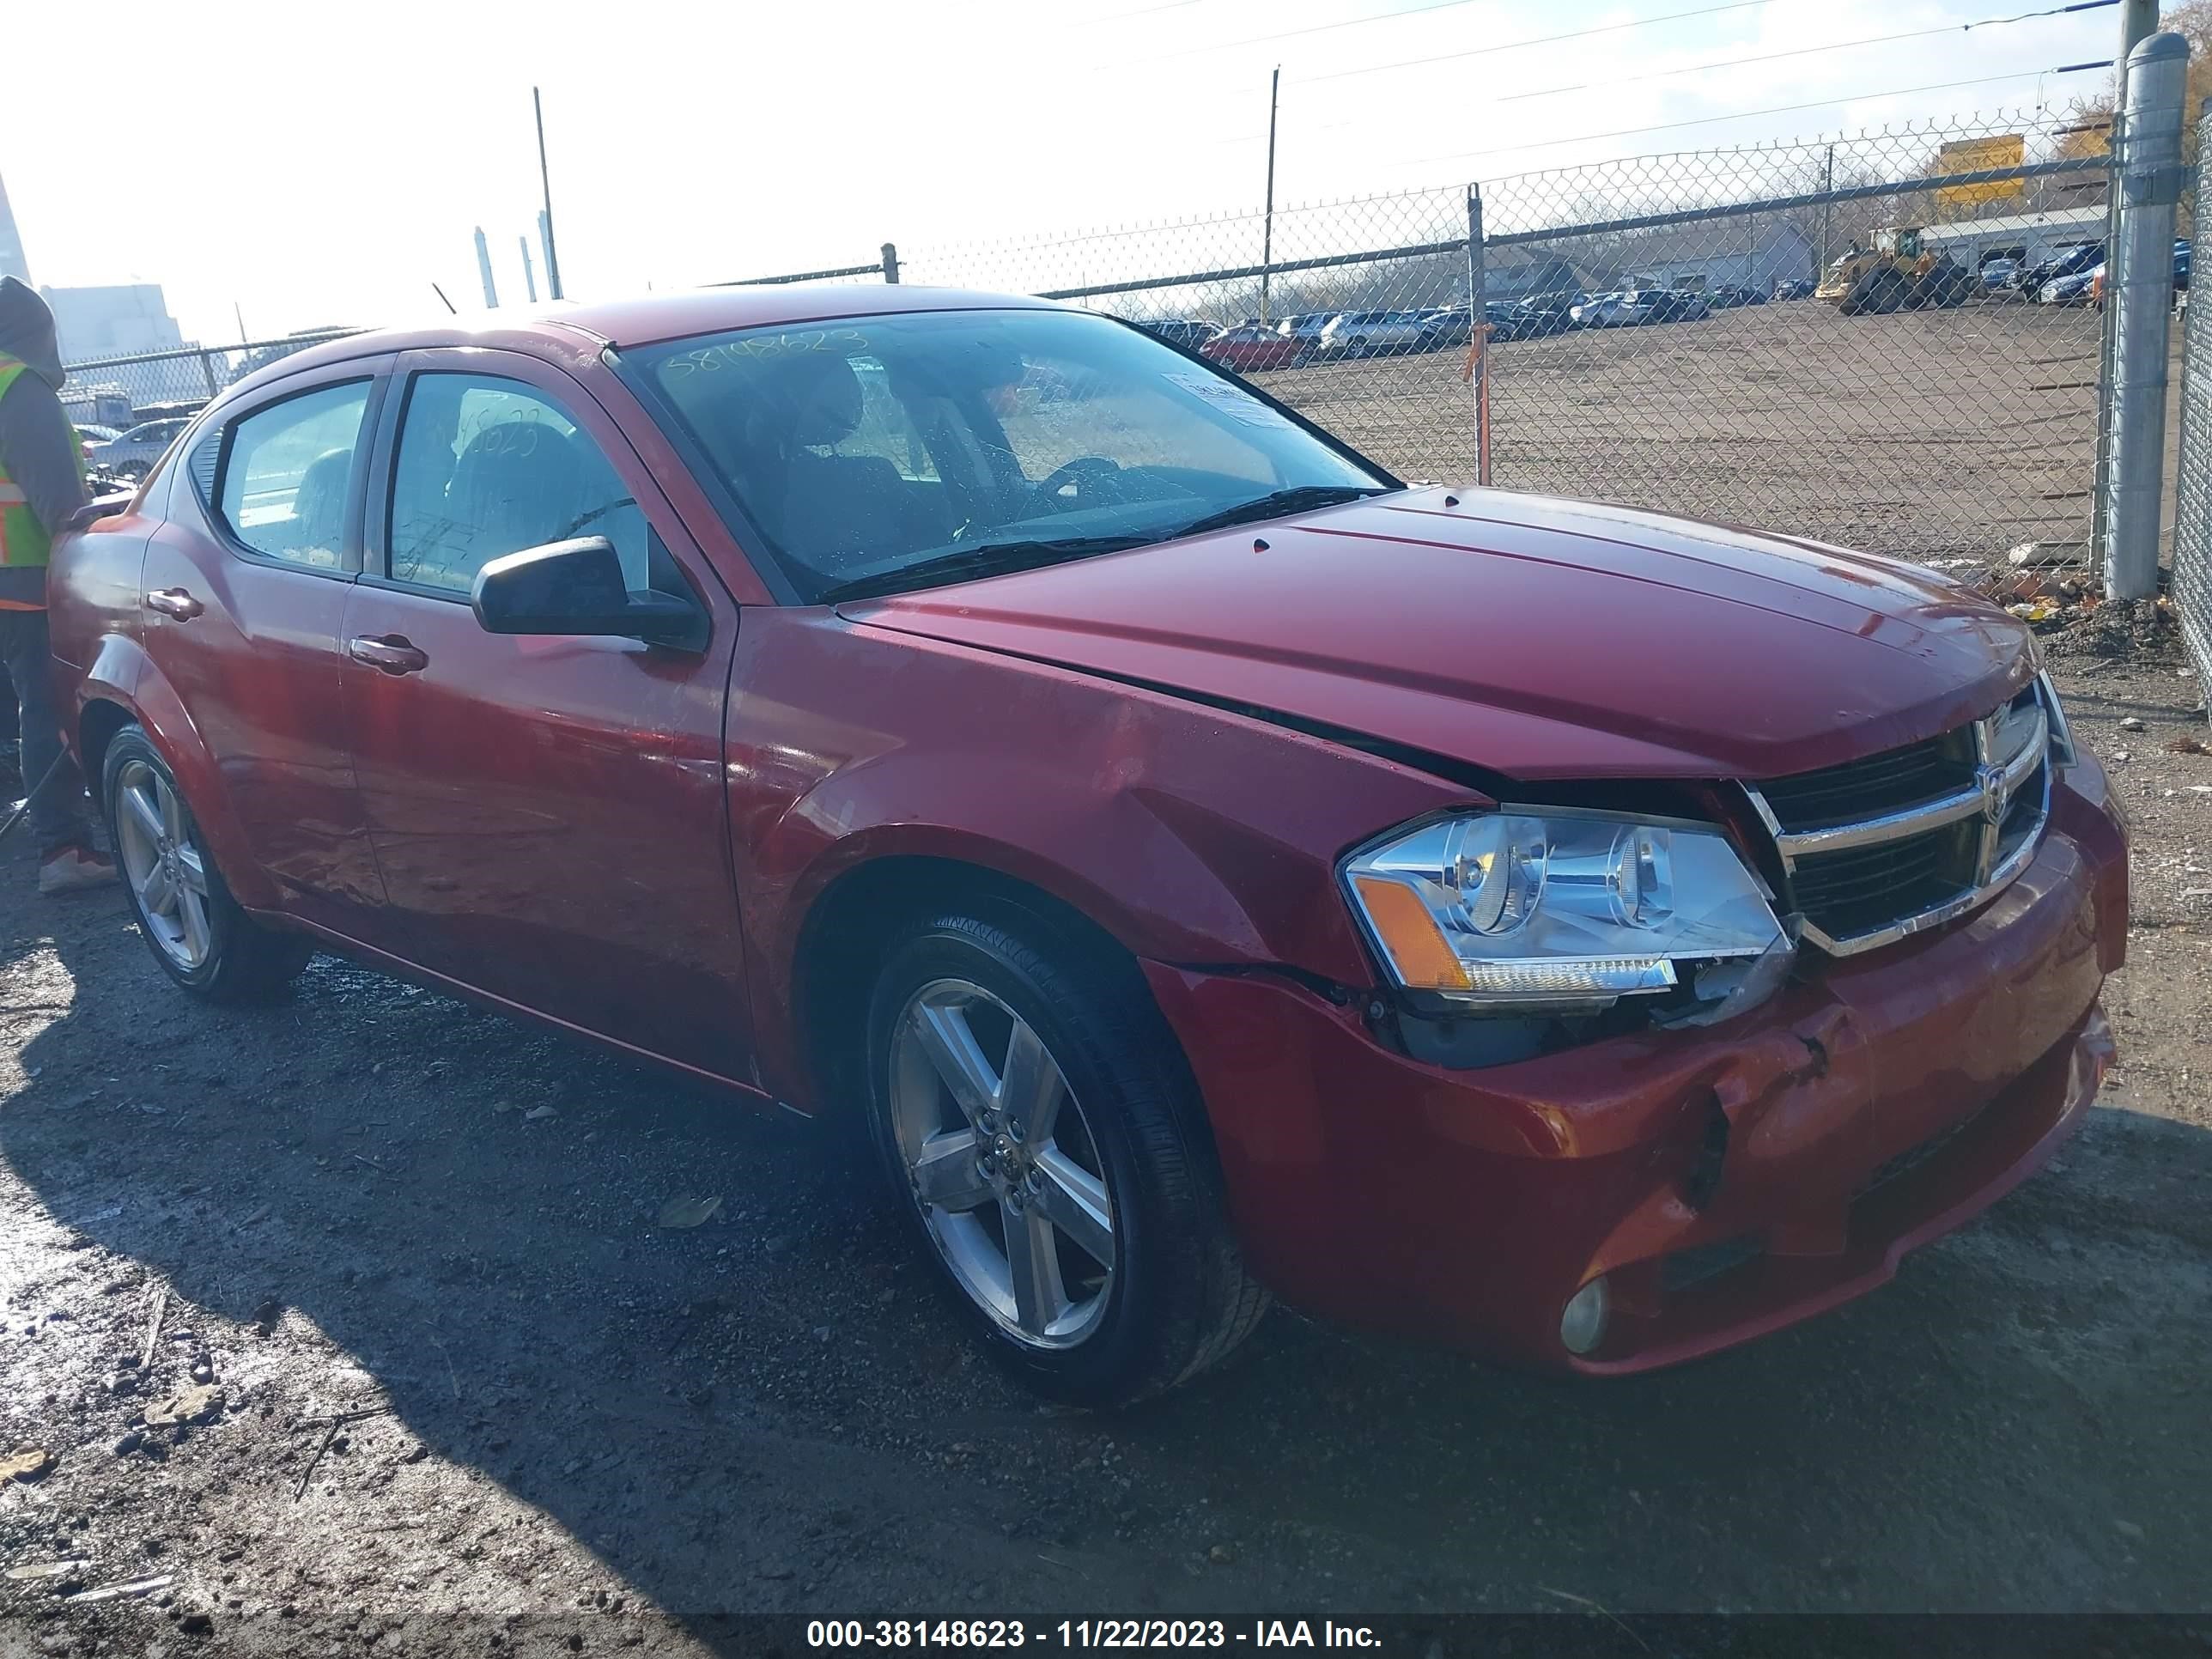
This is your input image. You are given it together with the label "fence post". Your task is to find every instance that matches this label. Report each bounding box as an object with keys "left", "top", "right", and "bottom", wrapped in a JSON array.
[
  {"left": 1464, "top": 185, "right": 1490, "bottom": 487},
  {"left": 880, "top": 242, "right": 900, "bottom": 284},
  {"left": 198, "top": 350, "right": 218, "bottom": 399},
  {"left": 2104, "top": 30, "right": 2189, "bottom": 601}
]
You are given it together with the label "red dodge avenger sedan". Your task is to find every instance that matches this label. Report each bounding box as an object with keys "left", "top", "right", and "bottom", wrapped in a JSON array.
[{"left": 51, "top": 287, "right": 2125, "bottom": 1404}]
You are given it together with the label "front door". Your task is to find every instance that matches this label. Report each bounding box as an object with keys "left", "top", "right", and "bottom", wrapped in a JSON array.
[
  {"left": 337, "top": 349, "right": 752, "bottom": 1081},
  {"left": 137, "top": 361, "right": 392, "bottom": 930}
]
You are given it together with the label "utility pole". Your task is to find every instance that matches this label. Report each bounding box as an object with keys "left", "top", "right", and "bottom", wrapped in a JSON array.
[
  {"left": 534, "top": 87, "right": 564, "bottom": 301},
  {"left": 520, "top": 235, "right": 538, "bottom": 304},
  {"left": 1820, "top": 144, "right": 1834, "bottom": 271},
  {"left": 234, "top": 301, "right": 247, "bottom": 344},
  {"left": 1260, "top": 66, "right": 1280, "bottom": 324}
]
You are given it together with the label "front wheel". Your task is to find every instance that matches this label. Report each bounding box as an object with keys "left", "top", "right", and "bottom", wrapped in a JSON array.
[
  {"left": 862, "top": 909, "right": 1267, "bottom": 1407},
  {"left": 103, "top": 726, "right": 313, "bottom": 1003}
]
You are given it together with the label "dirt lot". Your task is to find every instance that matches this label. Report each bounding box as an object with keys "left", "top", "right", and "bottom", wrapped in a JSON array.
[
  {"left": 1255, "top": 296, "right": 2105, "bottom": 563},
  {"left": 0, "top": 635, "right": 2204, "bottom": 1652}
]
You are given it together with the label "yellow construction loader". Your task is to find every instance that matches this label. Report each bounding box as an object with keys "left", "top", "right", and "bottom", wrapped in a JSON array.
[{"left": 1816, "top": 228, "right": 1975, "bottom": 315}]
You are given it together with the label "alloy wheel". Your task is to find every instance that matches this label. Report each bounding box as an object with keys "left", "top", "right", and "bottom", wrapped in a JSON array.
[
  {"left": 112, "top": 758, "right": 213, "bottom": 970},
  {"left": 887, "top": 978, "right": 1116, "bottom": 1348}
]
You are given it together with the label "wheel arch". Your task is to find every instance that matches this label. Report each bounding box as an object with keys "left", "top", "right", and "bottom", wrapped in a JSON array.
[
  {"left": 787, "top": 849, "right": 1160, "bottom": 1123},
  {"left": 70, "top": 643, "right": 281, "bottom": 910}
]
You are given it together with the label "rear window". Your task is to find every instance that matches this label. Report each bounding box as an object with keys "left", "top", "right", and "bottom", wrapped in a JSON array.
[{"left": 214, "top": 381, "right": 371, "bottom": 569}]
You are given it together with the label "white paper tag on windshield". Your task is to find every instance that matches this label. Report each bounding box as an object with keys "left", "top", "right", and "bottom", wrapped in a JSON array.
[{"left": 1164, "top": 371, "right": 1296, "bottom": 428}]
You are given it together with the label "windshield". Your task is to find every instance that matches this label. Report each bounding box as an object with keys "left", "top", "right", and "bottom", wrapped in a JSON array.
[{"left": 631, "top": 308, "right": 1392, "bottom": 602}]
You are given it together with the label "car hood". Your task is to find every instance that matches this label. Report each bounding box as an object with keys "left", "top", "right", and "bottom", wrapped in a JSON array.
[{"left": 837, "top": 487, "right": 2034, "bottom": 783}]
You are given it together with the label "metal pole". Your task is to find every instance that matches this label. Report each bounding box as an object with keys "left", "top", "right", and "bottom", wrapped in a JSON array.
[
  {"left": 1820, "top": 145, "right": 1833, "bottom": 272},
  {"left": 880, "top": 242, "right": 900, "bottom": 284},
  {"left": 2104, "top": 31, "right": 2188, "bottom": 601},
  {"left": 1464, "top": 186, "right": 1489, "bottom": 487},
  {"left": 233, "top": 302, "right": 247, "bottom": 345},
  {"left": 198, "top": 351, "right": 217, "bottom": 398},
  {"left": 1260, "top": 66, "right": 1280, "bottom": 324},
  {"left": 474, "top": 228, "right": 499, "bottom": 309},
  {"left": 520, "top": 235, "right": 538, "bottom": 304},
  {"left": 534, "top": 88, "right": 564, "bottom": 301},
  {"left": 2094, "top": 0, "right": 2163, "bottom": 569}
]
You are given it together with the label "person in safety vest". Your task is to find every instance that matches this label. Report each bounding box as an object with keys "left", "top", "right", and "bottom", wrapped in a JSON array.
[{"left": 0, "top": 278, "right": 115, "bottom": 893}]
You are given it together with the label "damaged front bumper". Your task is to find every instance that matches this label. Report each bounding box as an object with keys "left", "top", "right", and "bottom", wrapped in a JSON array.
[{"left": 1143, "top": 762, "right": 2128, "bottom": 1374}]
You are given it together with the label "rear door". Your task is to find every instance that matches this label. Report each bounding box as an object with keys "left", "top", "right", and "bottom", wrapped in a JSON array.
[
  {"left": 137, "top": 357, "right": 392, "bottom": 930},
  {"left": 337, "top": 348, "right": 752, "bottom": 1079}
]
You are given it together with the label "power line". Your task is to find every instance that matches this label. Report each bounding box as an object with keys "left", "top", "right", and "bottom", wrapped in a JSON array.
[
  {"left": 1099, "top": 0, "right": 1770, "bottom": 73},
  {"left": 1373, "top": 62, "right": 2113, "bottom": 173},
  {"left": 1497, "top": 0, "right": 2119, "bottom": 104},
  {"left": 1301, "top": 0, "right": 1772, "bottom": 86},
  {"left": 1125, "top": 0, "right": 1484, "bottom": 63}
]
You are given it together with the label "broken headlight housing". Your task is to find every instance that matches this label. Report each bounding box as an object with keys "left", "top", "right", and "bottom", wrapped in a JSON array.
[{"left": 1341, "top": 809, "right": 1790, "bottom": 1016}]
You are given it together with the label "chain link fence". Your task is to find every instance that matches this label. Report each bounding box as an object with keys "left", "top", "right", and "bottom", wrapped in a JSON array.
[
  {"left": 2167, "top": 108, "right": 2212, "bottom": 685},
  {"left": 63, "top": 108, "right": 2118, "bottom": 572},
  {"left": 63, "top": 331, "right": 364, "bottom": 431}
]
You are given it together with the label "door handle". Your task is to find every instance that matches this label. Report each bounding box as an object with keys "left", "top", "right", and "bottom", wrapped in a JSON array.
[
  {"left": 144, "top": 587, "right": 203, "bottom": 620},
  {"left": 346, "top": 635, "right": 429, "bottom": 675}
]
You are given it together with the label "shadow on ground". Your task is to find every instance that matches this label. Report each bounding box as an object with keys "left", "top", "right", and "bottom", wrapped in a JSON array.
[{"left": 0, "top": 840, "right": 2207, "bottom": 1650}]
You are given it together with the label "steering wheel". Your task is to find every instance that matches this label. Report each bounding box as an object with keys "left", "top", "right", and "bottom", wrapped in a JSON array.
[{"left": 1025, "top": 455, "right": 1128, "bottom": 515}]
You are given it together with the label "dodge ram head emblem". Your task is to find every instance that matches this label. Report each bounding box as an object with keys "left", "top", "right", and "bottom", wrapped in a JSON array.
[{"left": 1977, "top": 759, "right": 2012, "bottom": 828}]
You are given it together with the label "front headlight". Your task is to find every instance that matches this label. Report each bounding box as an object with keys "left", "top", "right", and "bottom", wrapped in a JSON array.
[{"left": 1341, "top": 809, "right": 1789, "bottom": 1013}]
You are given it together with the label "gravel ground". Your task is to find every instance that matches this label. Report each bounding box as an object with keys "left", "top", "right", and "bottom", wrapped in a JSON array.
[
  {"left": 0, "top": 653, "right": 2206, "bottom": 1654},
  {"left": 1252, "top": 297, "right": 2106, "bottom": 563}
]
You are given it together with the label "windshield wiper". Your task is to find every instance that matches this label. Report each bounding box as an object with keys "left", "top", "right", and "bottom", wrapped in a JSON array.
[
  {"left": 817, "top": 535, "right": 1154, "bottom": 605},
  {"left": 1170, "top": 484, "right": 1395, "bottom": 539}
]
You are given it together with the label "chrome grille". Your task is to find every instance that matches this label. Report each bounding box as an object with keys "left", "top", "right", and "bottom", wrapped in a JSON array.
[{"left": 1747, "top": 678, "right": 2059, "bottom": 956}]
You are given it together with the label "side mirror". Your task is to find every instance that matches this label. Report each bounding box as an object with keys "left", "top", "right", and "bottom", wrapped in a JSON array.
[{"left": 470, "top": 536, "right": 706, "bottom": 651}]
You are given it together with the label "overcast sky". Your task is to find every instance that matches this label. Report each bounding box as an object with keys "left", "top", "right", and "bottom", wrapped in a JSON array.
[{"left": 2, "top": 0, "right": 2126, "bottom": 345}]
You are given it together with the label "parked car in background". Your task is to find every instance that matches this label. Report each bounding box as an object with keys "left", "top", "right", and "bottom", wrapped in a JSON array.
[
  {"left": 1515, "top": 293, "right": 1583, "bottom": 335},
  {"left": 1649, "top": 289, "right": 1711, "bottom": 323},
  {"left": 1142, "top": 319, "right": 1223, "bottom": 352},
  {"left": 74, "top": 423, "right": 123, "bottom": 447},
  {"left": 1274, "top": 313, "right": 1337, "bottom": 359},
  {"left": 47, "top": 283, "right": 2126, "bottom": 1406},
  {"left": 2039, "top": 265, "right": 2100, "bottom": 307},
  {"left": 1318, "top": 309, "right": 1431, "bottom": 357},
  {"left": 1573, "top": 290, "right": 1667, "bottom": 327},
  {"left": 1200, "top": 323, "right": 1304, "bottom": 373},
  {"left": 2019, "top": 243, "right": 2103, "bottom": 301},
  {"left": 1980, "top": 258, "right": 2019, "bottom": 291},
  {"left": 1771, "top": 278, "right": 1816, "bottom": 301},
  {"left": 89, "top": 416, "right": 191, "bottom": 482},
  {"left": 1707, "top": 285, "right": 1764, "bottom": 308}
]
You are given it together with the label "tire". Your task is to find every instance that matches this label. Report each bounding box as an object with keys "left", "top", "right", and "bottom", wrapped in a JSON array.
[
  {"left": 101, "top": 725, "right": 313, "bottom": 1004},
  {"left": 861, "top": 908, "right": 1268, "bottom": 1407}
]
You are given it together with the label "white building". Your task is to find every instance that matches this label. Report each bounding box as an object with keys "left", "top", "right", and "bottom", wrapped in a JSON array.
[
  {"left": 1917, "top": 208, "right": 2106, "bottom": 272},
  {"left": 43, "top": 284, "right": 186, "bottom": 363},
  {"left": 1616, "top": 222, "right": 1817, "bottom": 294}
]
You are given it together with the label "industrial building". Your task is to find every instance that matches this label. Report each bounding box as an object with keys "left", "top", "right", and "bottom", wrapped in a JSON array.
[{"left": 1917, "top": 207, "right": 2106, "bottom": 272}]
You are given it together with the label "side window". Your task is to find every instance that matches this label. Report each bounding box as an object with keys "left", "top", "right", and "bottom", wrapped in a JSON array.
[
  {"left": 215, "top": 381, "right": 371, "bottom": 568},
  {"left": 386, "top": 373, "right": 647, "bottom": 594}
]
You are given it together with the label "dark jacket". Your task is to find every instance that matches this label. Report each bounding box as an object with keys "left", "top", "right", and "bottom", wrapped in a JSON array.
[{"left": 0, "top": 277, "right": 88, "bottom": 605}]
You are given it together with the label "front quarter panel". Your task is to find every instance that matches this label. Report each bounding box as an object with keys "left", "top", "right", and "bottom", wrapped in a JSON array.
[{"left": 727, "top": 609, "right": 1479, "bottom": 1105}]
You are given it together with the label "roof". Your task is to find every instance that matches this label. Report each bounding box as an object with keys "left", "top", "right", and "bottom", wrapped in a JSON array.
[
  {"left": 223, "top": 284, "right": 1060, "bottom": 401},
  {"left": 1918, "top": 207, "right": 2106, "bottom": 239}
]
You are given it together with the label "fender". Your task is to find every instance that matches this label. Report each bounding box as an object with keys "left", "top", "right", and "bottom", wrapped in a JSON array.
[
  {"left": 727, "top": 611, "right": 1480, "bottom": 1104},
  {"left": 70, "top": 633, "right": 283, "bottom": 911}
]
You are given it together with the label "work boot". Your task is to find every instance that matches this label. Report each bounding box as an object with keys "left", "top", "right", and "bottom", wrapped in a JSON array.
[{"left": 39, "top": 842, "right": 118, "bottom": 896}]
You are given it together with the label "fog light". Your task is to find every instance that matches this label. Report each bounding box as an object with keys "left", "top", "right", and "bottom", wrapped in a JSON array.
[{"left": 1559, "top": 1276, "right": 1611, "bottom": 1356}]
